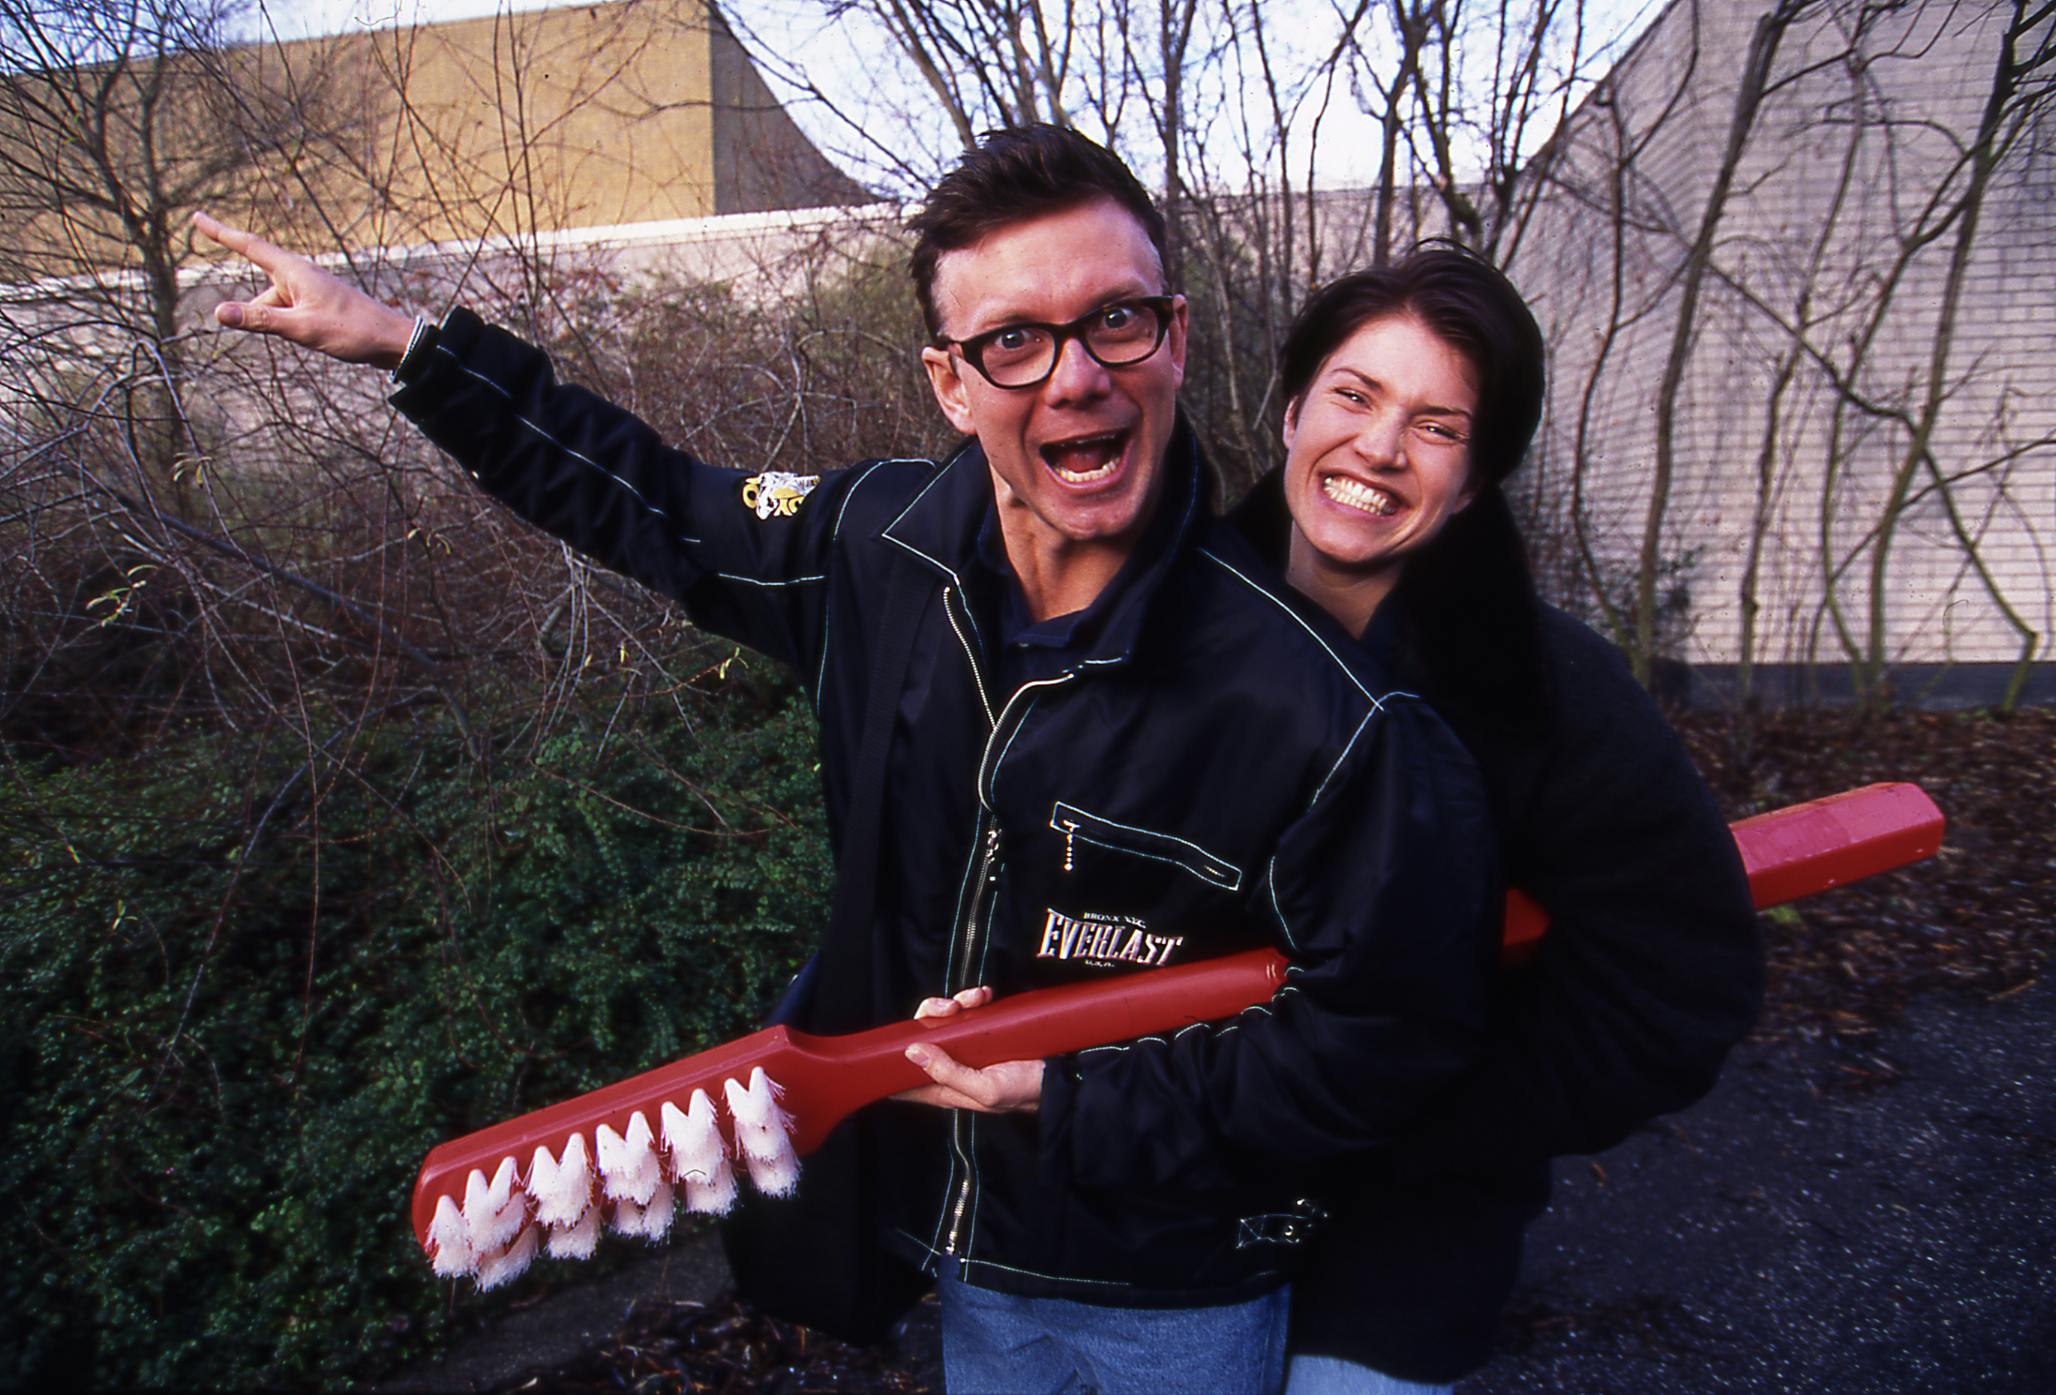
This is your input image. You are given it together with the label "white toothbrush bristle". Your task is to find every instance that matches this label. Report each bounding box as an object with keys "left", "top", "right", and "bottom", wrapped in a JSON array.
[
  {"left": 427, "top": 1193, "right": 476, "bottom": 1277},
  {"left": 745, "top": 1143, "right": 801, "bottom": 1197},
  {"left": 687, "top": 1164, "right": 739, "bottom": 1214},
  {"left": 660, "top": 1095, "right": 720, "bottom": 1179},
  {"left": 725, "top": 1068, "right": 800, "bottom": 1198},
  {"left": 529, "top": 1136, "right": 592, "bottom": 1228},
  {"left": 543, "top": 1206, "right": 602, "bottom": 1260},
  {"left": 596, "top": 1112, "right": 663, "bottom": 1206},
  {"left": 431, "top": 1077, "right": 793, "bottom": 1288},
  {"left": 475, "top": 1223, "right": 539, "bottom": 1290},
  {"left": 606, "top": 1196, "right": 641, "bottom": 1236},
  {"left": 663, "top": 1090, "right": 738, "bottom": 1214},
  {"left": 624, "top": 1179, "right": 676, "bottom": 1240},
  {"left": 461, "top": 1157, "right": 526, "bottom": 1256}
]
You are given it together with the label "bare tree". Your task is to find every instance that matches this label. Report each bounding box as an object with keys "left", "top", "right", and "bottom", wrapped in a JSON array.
[
  {"left": 733, "top": 0, "right": 1622, "bottom": 492},
  {"left": 1515, "top": 0, "right": 2052, "bottom": 708},
  {"left": 0, "top": 0, "right": 358, "bottom": 365},
  {"left": 1700, "top": 0, "right": 2052, "bottom": 712},
  {"left": 1531, "top": 38, "right": 1701, "bottom": 650},
  {"left": 1844, "top": 0, "right": 2052, "bottom": 711},
  {"left": 1635, "top": 0, "right": 1825, "bottom": 686},
  {"left": 1402, "top": 0, "right": 1597, "bottom": 263}
]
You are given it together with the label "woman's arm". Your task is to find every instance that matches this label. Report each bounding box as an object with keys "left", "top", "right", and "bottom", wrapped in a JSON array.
[{"left": 1391, "top": 613, "right": 1762, "bottom": 1177}]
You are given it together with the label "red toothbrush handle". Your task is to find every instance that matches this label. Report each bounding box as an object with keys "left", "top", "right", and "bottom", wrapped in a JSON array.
[
  {"left": 407, "top": 949, "right": 1292, "bottom": 1244},
  {"left": 750, "top": 949, "right": 1289, "bottom": 1158},
  {"left": 1731, "top": 781, "right": 1944, "bottom": 907},
  {"left": 409, "top": 782, "right": 1944, "bottom": 1250},
  {"left": 889, "top": 943, "right": 1290, "bottom": 1063},
  {"left": 1497, "top": 780, "right": 1943, "bottom": 964}
]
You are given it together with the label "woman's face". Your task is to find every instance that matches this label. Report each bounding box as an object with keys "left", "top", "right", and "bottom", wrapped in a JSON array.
[{"left": 1282, "top": 313, "right": 1480, "bottom": 587}]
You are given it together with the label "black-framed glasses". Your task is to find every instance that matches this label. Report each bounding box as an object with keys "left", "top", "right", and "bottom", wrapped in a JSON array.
[{"left": 938, "top": 296, "right": 1179, "bottom": 389}]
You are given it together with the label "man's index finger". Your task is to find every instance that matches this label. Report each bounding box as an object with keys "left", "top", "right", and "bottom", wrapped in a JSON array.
[{"left": 193, "top": 211, "right": 289, "bottom": 275}]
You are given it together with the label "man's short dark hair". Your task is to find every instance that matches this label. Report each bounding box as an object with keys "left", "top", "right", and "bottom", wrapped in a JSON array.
[
  {"left": 908, "top": 125, "right": 1169, "bottom": 338},
  {"left": 1278, "top": 243, "right": 1545, "bottom": 488}
]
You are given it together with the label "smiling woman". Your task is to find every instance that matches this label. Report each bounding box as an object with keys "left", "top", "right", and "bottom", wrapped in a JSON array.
[
  {"left": 1233, "top": 247, "right": 1763, "bottom": 1395},
  {"left": 1281, "top": 313, "right": 1483, "bottom": 635}
]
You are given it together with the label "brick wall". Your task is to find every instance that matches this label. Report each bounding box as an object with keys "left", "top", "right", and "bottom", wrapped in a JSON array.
[{"left": 1507, "top": 0, "right": 2054, "bottom": 680}]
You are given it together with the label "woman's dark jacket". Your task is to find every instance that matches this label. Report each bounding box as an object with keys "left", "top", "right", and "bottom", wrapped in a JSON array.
[{"left": 1233, "top": 471, "right": 1763, "bottom": 1382}]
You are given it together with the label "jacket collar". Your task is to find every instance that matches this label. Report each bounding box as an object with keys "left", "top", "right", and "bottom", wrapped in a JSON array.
[{"left": 881, "top": 417, "right": 1206, "bottom": 670}]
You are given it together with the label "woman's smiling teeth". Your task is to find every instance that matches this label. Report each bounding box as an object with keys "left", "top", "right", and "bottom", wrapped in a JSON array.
[
  {"left": 1323, "top": 475, "right": 1400, "bottom": 517},
  {"left": 1042, "top": 430, "right": 1128, "bottom": 484}
]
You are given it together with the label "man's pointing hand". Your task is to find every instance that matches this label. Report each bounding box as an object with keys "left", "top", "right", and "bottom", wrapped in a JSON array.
[{"left": 193, "top": 211, "right": 417, "bottom": 370}]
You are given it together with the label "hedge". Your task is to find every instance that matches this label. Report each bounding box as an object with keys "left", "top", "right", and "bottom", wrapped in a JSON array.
[{"left": 0, "top": 665, "right": 831, "bottom": 1389}]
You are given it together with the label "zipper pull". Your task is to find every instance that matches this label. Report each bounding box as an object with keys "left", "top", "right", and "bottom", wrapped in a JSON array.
[
  {"left": 985, "top": 824, "right": 1002, "bottom": 875},
  {"left": 1060, "top": 820, "right": 1075, "bottom": 872}
]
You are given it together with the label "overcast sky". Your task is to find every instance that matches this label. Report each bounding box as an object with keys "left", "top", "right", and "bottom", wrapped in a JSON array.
[
  {"left": 256, "top": 0, "right": 574, "bottom": 38},
  {"left": 251, "top": 0, "right": 1664, "bottom": 196}
]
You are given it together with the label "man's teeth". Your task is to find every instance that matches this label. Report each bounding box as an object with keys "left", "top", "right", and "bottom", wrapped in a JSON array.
[
  {"left": 1045, "top": 433, "right": 1124, "bottom": 484},
  {"left": 1056, "top": 458, "right": 1119, "bottom": 483},
  {"left": 1323, "top": 476, "right": 1398, "bottom": 516}
]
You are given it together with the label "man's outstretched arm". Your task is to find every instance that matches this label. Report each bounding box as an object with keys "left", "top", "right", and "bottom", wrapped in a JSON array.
[
  {"left": 194, "top": 212, "right": 417, "bottom": 369},
  {"left": 191, "top": 210, "right": 884, "bottom": 684}
]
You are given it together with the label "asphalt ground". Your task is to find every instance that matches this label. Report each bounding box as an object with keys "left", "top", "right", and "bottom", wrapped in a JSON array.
[{"left": 1466, "top": 978, "right": 2056, "bottom": 1394}]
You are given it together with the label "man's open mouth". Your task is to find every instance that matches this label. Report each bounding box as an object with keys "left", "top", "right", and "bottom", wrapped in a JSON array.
[
  {"left": 1040, "top": 429, "right": 1131, "bottom": 486},
  {"left": 1322, "top": 475, "right": 1400, "bottom": 517}
]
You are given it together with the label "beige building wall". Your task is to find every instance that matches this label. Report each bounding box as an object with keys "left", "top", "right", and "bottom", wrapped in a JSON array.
[
  {"left": 1, "top": 0, "right": 866, "bottom": 274},
  {"left": 260, "top": 0, "right": 866, "bottom": 247},
  {"left": 1507, "top": 0, "right": 2054, "bottom": 691}
]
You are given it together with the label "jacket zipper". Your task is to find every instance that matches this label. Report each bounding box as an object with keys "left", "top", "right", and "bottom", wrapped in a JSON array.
[
  {"left": 942, "top": 586, "right": 994, "bottom": 725},
  {"left": 936, "top": 584, "right": 1076, "bottom": 1258},
  {"left": 939, "top": 586, "right": 992, "bottom": 1259},
  {"left": 942, "top": 584, "right": 1081, "bottom": 991},
  {"left": 943, "top": 817, "right": 999, "bottom": 1258},
  {"left": 952, "top": 671, "right": 1076, "bottom": 993}
]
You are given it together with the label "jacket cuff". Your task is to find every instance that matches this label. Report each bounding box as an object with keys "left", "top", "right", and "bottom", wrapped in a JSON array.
[
  {"left": 386, "top": 306, "right": 484, "bottom": 417},
  {"left": 388, "top": 314, "right": 435, "bottom": 385}
]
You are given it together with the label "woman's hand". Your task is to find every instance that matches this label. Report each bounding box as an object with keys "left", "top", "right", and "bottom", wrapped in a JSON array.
[
  {"left": 893, "top": 985, "right": 1044, "bottom": 1113},
  {"left": 192, "top": 211, "right": 417, "bottom": 369}
]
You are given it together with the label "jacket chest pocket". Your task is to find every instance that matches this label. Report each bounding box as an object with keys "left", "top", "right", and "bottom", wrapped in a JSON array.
[{"left": 1048, "top": 801, "right": 1245, "bottom": 893}]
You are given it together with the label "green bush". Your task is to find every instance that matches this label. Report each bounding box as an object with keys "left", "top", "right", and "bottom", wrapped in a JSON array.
[{"left": 0, "top": 666, "right": 830, "bottom": 1389}]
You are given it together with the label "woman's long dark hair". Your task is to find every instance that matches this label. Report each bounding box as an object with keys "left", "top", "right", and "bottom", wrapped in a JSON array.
[{"left": 1265, "top": 245, "right": 1552, "bottom": 742}]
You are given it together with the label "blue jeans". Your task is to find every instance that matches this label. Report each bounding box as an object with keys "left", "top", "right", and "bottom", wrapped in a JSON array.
[
  {"left": 936, "top": 1268, "right": 1289, "bottom": 1394},
  {"left": 1282, "top": 1354, "right": 1454, "bottom": 1395}
]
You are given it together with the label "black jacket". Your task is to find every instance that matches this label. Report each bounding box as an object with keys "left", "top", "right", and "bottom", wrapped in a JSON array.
[
  {"left": 1234, "top": 473, "right": 1762, "bottom": 1379},
  {"left": 391, "top": 309, "right": 1502, "bottom": 1306}
]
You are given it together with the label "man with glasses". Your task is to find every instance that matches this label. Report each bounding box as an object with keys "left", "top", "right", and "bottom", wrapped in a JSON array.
[{"left": 197, "top": 125, "right": 1494, "bottom": 1395}]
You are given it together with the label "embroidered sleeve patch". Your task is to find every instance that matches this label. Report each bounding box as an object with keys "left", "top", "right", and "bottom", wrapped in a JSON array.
[{"left": 741, "top": 471, "right": 820, "bottom": 520}]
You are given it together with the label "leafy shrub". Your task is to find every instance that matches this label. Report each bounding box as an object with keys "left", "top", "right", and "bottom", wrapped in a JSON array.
[{"left": 0, "top": 663, "right": 830, "bottom": 1389}]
